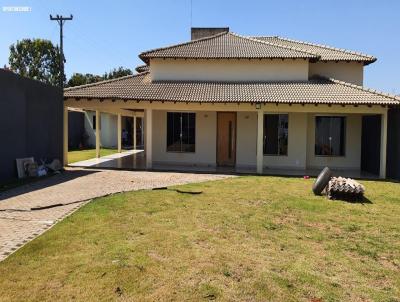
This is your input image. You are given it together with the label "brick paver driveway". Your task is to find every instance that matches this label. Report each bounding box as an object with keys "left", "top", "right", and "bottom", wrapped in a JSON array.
[{"left": 0, "top": 168, "right": 230, "bottom": 261}]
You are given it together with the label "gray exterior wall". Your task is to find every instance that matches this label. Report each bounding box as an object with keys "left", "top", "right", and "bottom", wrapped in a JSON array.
[
  {"left": 191, "top": 27, "right": 229, "bottom": 40},
  {"left": 0, "top": 70, "right": 63, "bottom": 181},
  {"left": 68, "top": 111, "right": 84, "bottom": 149},
  {"left": 387, "top": 108, "right": 400, "bottom": 180}
]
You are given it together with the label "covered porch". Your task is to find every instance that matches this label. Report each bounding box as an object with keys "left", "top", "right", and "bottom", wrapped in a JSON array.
[{"left": 64, "top": 101, "right": 388, "bottom": 179}]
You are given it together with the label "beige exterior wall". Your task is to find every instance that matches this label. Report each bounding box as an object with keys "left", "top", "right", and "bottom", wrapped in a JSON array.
[
  {"left": 236, "top": 112, "right": 309, "bottom": 170},
  {"left": 236, "top": 112, "right": 362, "bottom": 170},
  {"left": 263, "top": 112, "right": 308, "bottom": 169},
  {"left": 309, "top": 62, "right": 364, "bottom": 85},
  {"left": 101, "top": 113, "right": 118, "bottom": 147},
  {"left": 236, "top": 112, "right": 257, "bottom": 168},
  {"left": 85, "top": 111, "right": 117, "bottom": 148},
  {"left": 150, "top": 59, "right": 363, "bottom": 84},
  {"left": 149, "top": 110, "right": 362, "bottom": 171},
  {"left": 306, "top": 114, "right": 362, "bottom": 170},
  {"left": 150, "top": 58, "right": 309, "bottom": 82},
  {"left": 152, "top": 110, "right": 217, "bottom": 166}
]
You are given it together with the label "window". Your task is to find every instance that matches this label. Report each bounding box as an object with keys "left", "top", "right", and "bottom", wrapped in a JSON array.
[
  {"left": 263, "top": 114, "right": 288, "bottom": 155},
  {"left": 167, "top": 112, "right": 195, "bottom": 152},
  {"left": 315, "top": 116, "right": 346, "bottom": 156},
  {"left": 92, "top": 115, "right": 96, "bottom": 130}
]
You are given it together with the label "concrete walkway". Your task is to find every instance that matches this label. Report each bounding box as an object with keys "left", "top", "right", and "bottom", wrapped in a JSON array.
[
  {"left": 0, "top": 168, "right": 231, "bottom": 262},
  {"left": 68, "top": 149, "right": 145, "bottom": 169}
]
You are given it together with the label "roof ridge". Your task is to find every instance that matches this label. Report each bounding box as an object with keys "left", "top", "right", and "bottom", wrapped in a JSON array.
[
  {"left": 229, "top": 32, "right": 318, "bottom": 58},
  {"left": 64, "top": 73, "right": 147, "bottom": 91},
  {"left": 270, "top": 36, "right": 376, "bottom": 61},
  {"left": 139, "top": 31, "right": 229, "bottom": 61},
  {"left": 317, "top": 75, "right": 400, "bottom": 101},
  {"left": 151, "top": 79, "right": 312, "bottom": 84}
]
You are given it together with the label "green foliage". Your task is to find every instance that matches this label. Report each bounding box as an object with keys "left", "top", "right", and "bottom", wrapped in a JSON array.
[
  {"left": 8, "top": 38, "right": 132, "bottom": 89},
  {"left": 67, "top": 66, "right": 133, "bottom": 87},
  {"left": 67, "top": 73, "right": 103, "bottom": 87},
  {"left": 103, "top": 66, "right": 133, "bottom": 80},
  {"left": 8, "top": 39, "right": 61, "bottom": 86}
]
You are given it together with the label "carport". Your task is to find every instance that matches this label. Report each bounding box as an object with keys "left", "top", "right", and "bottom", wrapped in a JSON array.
[{"left": 64, "top": 106, "right": 144, "bottom": 169}]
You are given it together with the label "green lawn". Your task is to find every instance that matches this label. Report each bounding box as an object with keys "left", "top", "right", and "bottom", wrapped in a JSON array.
[
  {"left": 68, "top": 148, "right": 119, "bottom": 164},
  {"left": 0, "top": 176, "right": 399, "bottom": 301}
]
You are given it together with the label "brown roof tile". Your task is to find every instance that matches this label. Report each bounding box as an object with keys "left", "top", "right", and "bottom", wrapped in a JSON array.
[
  {"left": 64, "top": 73, "right": 399, "bottom": 106},
  {"left": 135, "top": 65, "right": 149, "bottom": 73},
  {"left": 139, "top": 32, "right": 318, "bottom": 63},
  {"left": 252, "top": 36, "right": 376, "bottom": 64}
]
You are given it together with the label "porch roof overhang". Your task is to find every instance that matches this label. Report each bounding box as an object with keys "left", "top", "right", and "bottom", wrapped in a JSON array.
[{"left": 64, "top": 73, "right": 400, "bottom": 107}]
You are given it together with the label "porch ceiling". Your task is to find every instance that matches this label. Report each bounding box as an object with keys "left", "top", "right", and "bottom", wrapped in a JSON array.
[{"left": 64, "top": 73, "right": 400, "bottom": 106}]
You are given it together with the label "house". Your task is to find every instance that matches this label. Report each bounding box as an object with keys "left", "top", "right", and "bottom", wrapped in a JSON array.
[{"left": 64, "top": 28, "right": 400, "bottom": 178}]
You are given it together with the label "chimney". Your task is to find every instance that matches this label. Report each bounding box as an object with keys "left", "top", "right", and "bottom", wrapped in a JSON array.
[{"left": 191, "top": 27, "right": 229, "bottom": 40}]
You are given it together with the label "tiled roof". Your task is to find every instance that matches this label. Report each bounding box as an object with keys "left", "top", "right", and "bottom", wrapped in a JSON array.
[
  {"left": 135, "top": 65, "right": 149, "bottom": 73},
  {"left": 139, "top": 32, "right": 318, "bottom": 63},
  {"left": 139, "top": 31, "right": 376, "bottom": 65},
  {"left": 64, "top": 73, "right": 399, "bottom": 106},
  {"left": 252, "top": 36, "right": 376, "bottom": 64}
]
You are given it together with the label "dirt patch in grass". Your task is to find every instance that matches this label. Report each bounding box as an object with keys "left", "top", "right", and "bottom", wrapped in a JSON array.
[{"left": 0, "top": 176, "right": 399, "bottom": 301}]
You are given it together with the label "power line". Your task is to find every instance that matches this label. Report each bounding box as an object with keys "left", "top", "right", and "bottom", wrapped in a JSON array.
[
  {"left": 190, "top": 0, "right": 193, "bottom": 28},
  {"left": 50, "top": 14, "right": 73, "bottom": 89}
]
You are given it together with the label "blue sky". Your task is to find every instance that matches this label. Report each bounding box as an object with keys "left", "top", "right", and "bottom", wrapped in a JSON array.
[{"left": 0, "top": 0, "right": 399, "bottom": 93}]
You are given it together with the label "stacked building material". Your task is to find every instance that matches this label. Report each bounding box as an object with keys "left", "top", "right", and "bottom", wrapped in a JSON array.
[{"left": 326, "top": 177, "right": 365, "bottom": 201}]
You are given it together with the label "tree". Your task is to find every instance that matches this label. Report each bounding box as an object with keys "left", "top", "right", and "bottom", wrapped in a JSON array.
[
  {"left": 67, "top": 67, "right": 133, "bottom": 87},
  {"left": 67, "top": 73, "right": 103, "bottom": 87},
  {"left": 103, "top": 66, "right": 133, "bottom": 80},
  {"left": 9, "top": 39, "right": 61, "bottom": 86}
]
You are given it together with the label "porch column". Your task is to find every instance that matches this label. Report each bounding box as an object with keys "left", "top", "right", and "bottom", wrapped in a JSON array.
[
  {"left": 256, "top": 110, "right": 264, "bottom": 174},
  {"left": 117, "top": 113, "right": 122, "bottom": 153},
  {"left": 145, "top": 109, "right": 152, "bottom": 169},
  {"left": 133, "top": 115, "right": 137, "bottom": 150},
  {"left": 95, "top": 110, "right": 100, "bottom": 158},
  {"left": 63, "top": 106, "right": 68, "bottom": 166},
  {"left": 380, "top": 109, "right": 388, "bottom": 179}
]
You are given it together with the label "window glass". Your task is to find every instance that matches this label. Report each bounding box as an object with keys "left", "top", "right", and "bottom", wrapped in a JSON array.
[
  {"left": 263, "top": 114, "right": 288, "bottom": 155},
  {"left": 315, "top": 116, "right": 346, "bottom": 156},
  {"left": 167, "top": 112, "right": 195, "bottom": 152}
]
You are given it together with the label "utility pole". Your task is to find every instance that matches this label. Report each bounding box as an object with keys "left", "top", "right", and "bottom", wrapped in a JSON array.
[{"left": 50, "top": 14, "right": 73, "bottom": 89}]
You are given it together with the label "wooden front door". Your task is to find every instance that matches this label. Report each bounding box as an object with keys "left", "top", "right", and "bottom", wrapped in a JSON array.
[{"left": 217, "top": 112, "right": 237, "bottom": 166}]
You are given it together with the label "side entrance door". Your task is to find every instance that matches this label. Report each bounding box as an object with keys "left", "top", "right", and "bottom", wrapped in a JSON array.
[
  {"left": 361, "top": 115, "right": 381, "bottom": 175},
  {"left": 217, "top": 112, "right": 237, "bottom": 166}
]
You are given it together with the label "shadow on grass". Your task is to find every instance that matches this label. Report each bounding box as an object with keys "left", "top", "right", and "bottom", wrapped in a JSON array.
[{"left": 329, "top": 195, "right": 373, "bottom": 205}]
